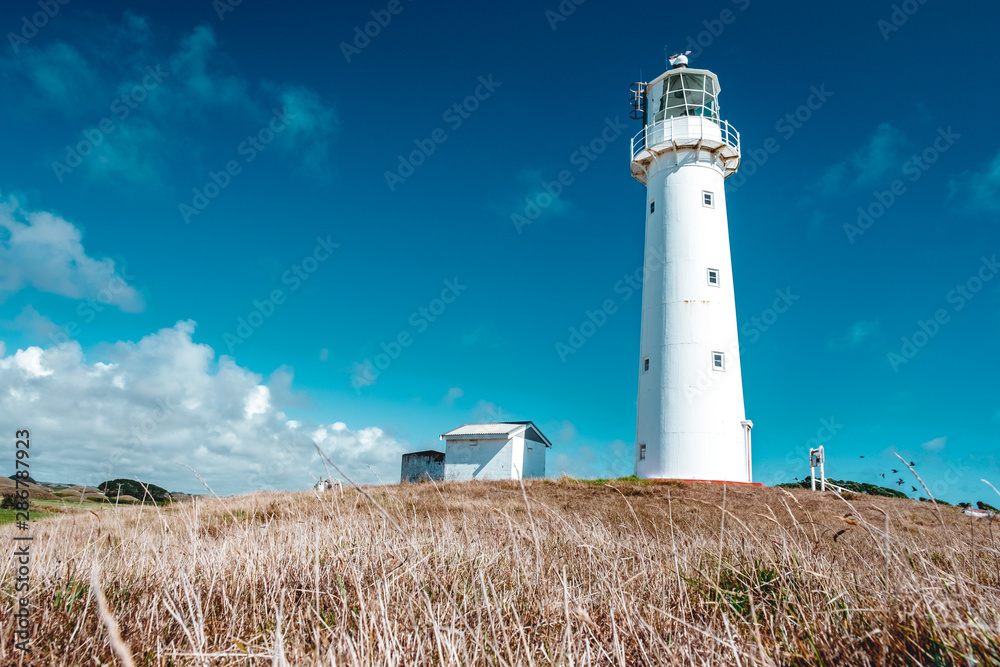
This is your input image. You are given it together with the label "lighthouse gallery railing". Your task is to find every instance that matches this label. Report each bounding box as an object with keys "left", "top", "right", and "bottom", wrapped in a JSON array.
[{"left": 630, "top": 116, "right": 741, "bottom": 165}]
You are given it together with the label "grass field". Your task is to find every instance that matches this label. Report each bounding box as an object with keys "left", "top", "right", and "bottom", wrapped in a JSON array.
[{"left": 1, "top": 477, "right": 999, "bottom": 665}]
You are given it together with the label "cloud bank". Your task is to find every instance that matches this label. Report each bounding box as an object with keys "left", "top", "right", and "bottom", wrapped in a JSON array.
[{"left": 0, "top": 321, "right": 405, "bottom": 495}]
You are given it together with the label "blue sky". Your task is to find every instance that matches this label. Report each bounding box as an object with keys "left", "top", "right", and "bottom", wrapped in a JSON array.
[{"left": 0, "top": 0, "right": 998, "bottom": 500}]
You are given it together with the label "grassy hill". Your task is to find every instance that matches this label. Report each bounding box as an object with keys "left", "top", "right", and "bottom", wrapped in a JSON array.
[
  {"left": 0, "top": 478, "right": 997, "bottom": 664},
  {"left": 98, "top": 478, "right": 171, "bottom": 503}
]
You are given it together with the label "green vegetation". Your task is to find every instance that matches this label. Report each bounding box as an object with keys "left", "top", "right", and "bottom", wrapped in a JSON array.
[
  {"left": 778, "top": 477, "right": 908, "bottom": 499},
  {"left": 978, "top": 501, "right": 999, "bottom": 512},
  {"left": 0, "top": 508, "right": 54, "bottom": 525},
  {"left": 99, "top": 479, "right": 171, "bottom": 503},
  {"left": 577, "top": 475, "right": 662, "bottom": 486}
]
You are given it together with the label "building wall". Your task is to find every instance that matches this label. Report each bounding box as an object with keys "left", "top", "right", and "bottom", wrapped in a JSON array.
[
  {"left": 444, "top": 437, "right": 515, "bottom": 481},
  {"left": 400, "top": 452, "right": 445, "bottom": 482},
  {"left": 521, "top": 434, "right": 547, "bottom": 478}
]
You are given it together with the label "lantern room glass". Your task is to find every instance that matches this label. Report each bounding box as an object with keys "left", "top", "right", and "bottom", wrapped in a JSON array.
[{"left": 653, "top": 72, "right": 719, "bottom": 122}]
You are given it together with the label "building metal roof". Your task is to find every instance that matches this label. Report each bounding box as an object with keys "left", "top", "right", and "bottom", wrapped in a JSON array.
[{"left": 440, "top": 421, "right": 551, "bottom": 447}]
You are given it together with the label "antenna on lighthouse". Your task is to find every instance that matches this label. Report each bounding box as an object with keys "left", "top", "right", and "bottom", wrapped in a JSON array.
[{"left": 666, "top": 49, "right": 691, "bottom": 69}]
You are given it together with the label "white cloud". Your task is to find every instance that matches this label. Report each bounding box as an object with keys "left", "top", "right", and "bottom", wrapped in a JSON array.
[
  {"left": 0, "top": 194, "right": 144, "bottom": 311},
  {"left": 550, "top": 440, "right": 630, "bottom": 479},
  {"left": 85, "top": 120, "right": 172, "bottom": 184},
  {"left": 827, "top": 320, "right": 879, "bottom": 350},
  {"left": 949, "top": 149, "right": 1000, "bottom": 216},
  {"left": 1, "top": 305, "right": 59, "bottom": 338},
  {"left": 460, "top": 324, "right": 506, "bottom": 348},
  {"left": 2, "top": 41, "right": 100, "bottom": 115},
  {"left": 271, "top": 85, "right": 340, "bottom": 177},
  {"left": 0, "top": 321, "right": 405, "bottom": 494},
  {"left": 473, "top": 399, "right": 511, "bottom": 422},
  {"left": 167, "top": 25, "right": 252, "bottom": 111},
  {"left": 922, "top": 437, "right": 947, "bottom": 452},
  {"left": 441, "top": 387, "right": 464, "bottom": 407},
  {"left": 558, "top": 420, "right": 577, "bottom": 443},
  {"left": 813, "top": 123, "right": 908, "bottom": 196},
  {"left": 1, "top": 14, "right": 337, "bottom": 184}
]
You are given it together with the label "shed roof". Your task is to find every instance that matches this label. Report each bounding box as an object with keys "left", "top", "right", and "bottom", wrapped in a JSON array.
[{"left": 440, "top": 421, "right": 551, "bottom": 447}]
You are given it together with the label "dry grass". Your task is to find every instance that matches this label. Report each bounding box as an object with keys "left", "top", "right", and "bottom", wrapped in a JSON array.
[{"left": 2, "top": 477, "right": 999, "bottom": 665}]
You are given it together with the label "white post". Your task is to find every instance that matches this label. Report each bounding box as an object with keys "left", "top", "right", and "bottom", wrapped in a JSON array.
[
  {"left": 820, "top": 448, "right": 826, "bottom": 491},
  {"left": 741, "top": 420, "right": 753, "bottom": 482},
  {"left": 809, "top": 446, "right": 825, "bottom": 492}
]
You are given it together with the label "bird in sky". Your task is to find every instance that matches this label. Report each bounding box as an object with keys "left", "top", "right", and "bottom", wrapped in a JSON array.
[
  {"left": 910, "top": 461, "right": 916, "bottom": 466},
  {"left": 896, "top": 478, "right": 904, "bottom": 486},
  {"left": 891, "top": 469, "right": 898, "bottom": 473},
  {"left": 911, "top": 486, "right": 918, "bottom": 492},
  {"left": 880, "top": 473, "right": 885, "bottom": 478},
  {"left": 860, "top": 455, "right": 865, "bottom": 458}
]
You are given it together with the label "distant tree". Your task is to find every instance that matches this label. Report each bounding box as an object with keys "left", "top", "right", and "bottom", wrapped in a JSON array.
[
  {"left": 958, "top": 502, "right": 971, "bottom": 509},
  {"left": 778, "top": 477, "right": 908, "bottom": 499},
  {"left": 99, "top": 479, "right": 170, "bottom": 504},
  {"left": 978, "top": 501, "right": 999, "bottom": 512}
]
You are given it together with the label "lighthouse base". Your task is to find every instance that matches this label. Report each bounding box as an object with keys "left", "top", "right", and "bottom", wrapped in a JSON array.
[{"left": 647, "top": 478, "right": 764, "bottom": 488}]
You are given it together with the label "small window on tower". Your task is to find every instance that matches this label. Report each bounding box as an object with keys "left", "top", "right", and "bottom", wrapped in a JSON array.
[
  {"left": 702, "top": 191, "right": 715, "bottom": 208},
  {"left": 707, "top": 268, "right": 720, "bottom": 286},
  {"left": 712, "top": 352, "right": 725, "bottom": 371},
  {"left": 642, "top": 356, "right": 650, "bottom": 373},
  {"left": 639, "top": 442, "right": 646, "bottom": 461},
  {"left": 649, "top": 200, "right": 655, "bottom": 214}
]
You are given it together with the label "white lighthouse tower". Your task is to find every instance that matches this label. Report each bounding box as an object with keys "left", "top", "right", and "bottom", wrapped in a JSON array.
[{"left": 629, "top": 52, "right": 753, "bottom": 483}]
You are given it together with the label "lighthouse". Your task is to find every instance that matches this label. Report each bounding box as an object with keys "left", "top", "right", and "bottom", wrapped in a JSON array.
[{"left": 629, "top": 52, "right": 752, "bottom": 483}]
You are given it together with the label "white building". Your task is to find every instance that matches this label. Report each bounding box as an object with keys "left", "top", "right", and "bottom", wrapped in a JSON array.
[
  {"left": 399, "top": 422, "right": 551, "bottom": 482},
  {"left": 628, "top": 53, "right": 753, "bottom": 483}
]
